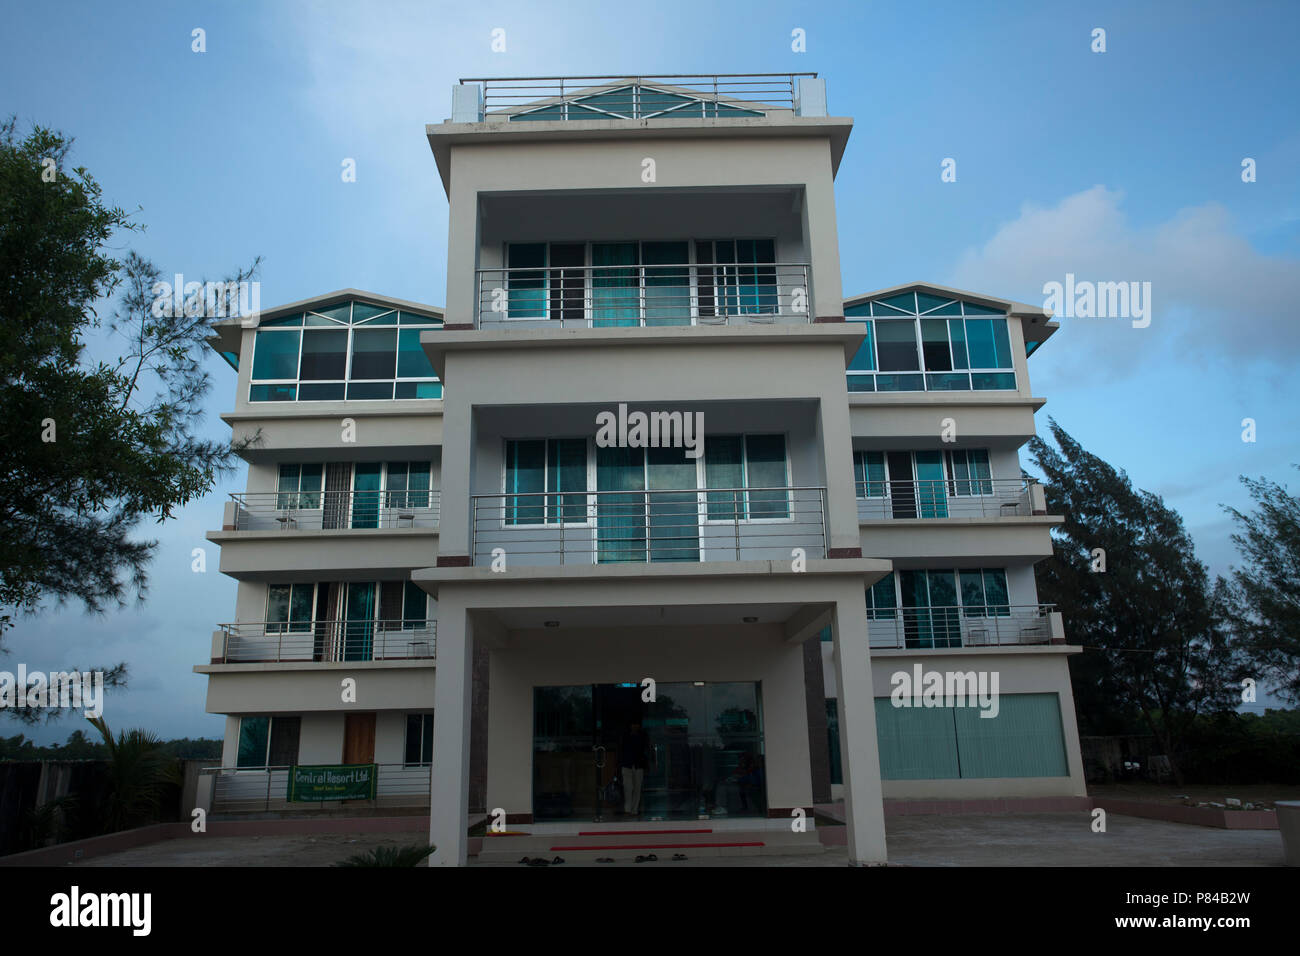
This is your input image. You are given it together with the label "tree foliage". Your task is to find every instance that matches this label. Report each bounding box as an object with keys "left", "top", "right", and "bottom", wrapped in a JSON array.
[
  {"left": 1027, "top": 419, "right": 1242, "bottom": 781},
  {"left": 1218, "top": 467, "right": 1300, "bottom": 704},
  {"left": 0, "top": 118, "right": 257, "bottom": 655}
]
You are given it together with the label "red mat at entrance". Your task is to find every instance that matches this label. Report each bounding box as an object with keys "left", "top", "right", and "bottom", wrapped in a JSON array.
[
  {"left": 550, "top": 841, "right": 764, "bottom": 851},
  {"left": 575, "top": 828, "right": 713, "bottom": 836}
]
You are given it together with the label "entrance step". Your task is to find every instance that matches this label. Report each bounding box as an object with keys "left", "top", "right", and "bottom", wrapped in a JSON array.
[{"left": 476, "top": 827, "right": 820, "bottom": 863}]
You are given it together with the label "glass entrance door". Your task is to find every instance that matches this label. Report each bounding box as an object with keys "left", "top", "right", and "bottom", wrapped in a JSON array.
[{"left": 532, "top": 681, "right": 766, "bottom": 822}]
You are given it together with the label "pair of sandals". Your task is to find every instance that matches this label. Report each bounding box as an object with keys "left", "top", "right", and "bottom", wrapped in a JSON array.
[
  {"left": 633, "top": 853, "right": 688, "bottom": 863},
  {"left": 518, "top": 856, "right": 565, "bottom": 866}
]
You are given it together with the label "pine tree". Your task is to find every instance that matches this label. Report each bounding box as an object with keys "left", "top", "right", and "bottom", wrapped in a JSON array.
[{"left": 1028, "top": 419, "right": 1242, "bottom": 782}]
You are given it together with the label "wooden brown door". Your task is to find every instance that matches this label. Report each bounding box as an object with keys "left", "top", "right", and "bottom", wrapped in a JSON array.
[{"left": 343, "top": 712, "right": 376, "bottom": 764}]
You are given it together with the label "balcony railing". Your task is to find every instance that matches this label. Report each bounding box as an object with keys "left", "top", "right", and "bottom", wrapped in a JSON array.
[
  {"left": 201, "top": 764, "right": 430, "bottom": 813},
  {"left": 464, "top": 73, "right": 816, "bottom": 120},
  {"left": 471, "top": 486, "right": 827, "bottom": 567},
  {"left": 867, "top": 605, "right": 1057, "bottom": 649},
  {"left": 475, "top": 263, "right": 812, "bottom": 328},
  {"left": 857, "top": 478, "right": 1037, "bottom": 520},
  {"left": 216, "top": 620, "right": 436, "bottom": 663},
  {"left": 228, "top": 490, "right": 441, "bottom": 531}
]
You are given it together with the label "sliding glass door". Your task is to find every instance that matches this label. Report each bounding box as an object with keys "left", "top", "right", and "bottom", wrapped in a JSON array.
[
  {"left": 647, "top": 446, "right": 699, "bottom": 562},
  {"left": 343, "top": 582, "right": 376, "bottom": 661},
  {"left": 596, "top": 446, "right": 647, "bottom": 562},
  {"left": 591, "top": 242, "right": 639, "bottom": 327}
]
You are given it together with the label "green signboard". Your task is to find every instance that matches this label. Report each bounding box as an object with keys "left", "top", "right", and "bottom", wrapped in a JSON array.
[{"left": 287, "top": 764, "right": 377, "bottom": 802}]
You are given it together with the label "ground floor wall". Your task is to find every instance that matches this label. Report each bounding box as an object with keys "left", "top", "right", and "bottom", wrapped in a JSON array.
[{"left": 820, "top": 643, "right": 1086, "bottom": 800}]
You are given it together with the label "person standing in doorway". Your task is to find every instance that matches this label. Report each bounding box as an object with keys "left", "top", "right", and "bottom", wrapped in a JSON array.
[{"left": 619, "top": 720, "right": 652, "bottom": 816}]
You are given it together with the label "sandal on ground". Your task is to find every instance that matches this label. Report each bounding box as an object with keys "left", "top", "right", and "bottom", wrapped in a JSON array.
[{"left": 672, "top": 853, "right": 688, "bottom": 861}]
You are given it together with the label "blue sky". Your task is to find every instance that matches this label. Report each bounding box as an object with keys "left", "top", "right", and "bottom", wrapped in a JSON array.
[{"left": 2, "top": 0, "right": 1297, "bottom": 741}]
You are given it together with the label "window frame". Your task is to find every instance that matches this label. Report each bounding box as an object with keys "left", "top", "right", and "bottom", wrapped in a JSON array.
[
  {"left": 844, "top": 294, "right": 1018, "bottom": 394},
  {"left": 249, "top": 301, "right": 443, "bottom": 403}
]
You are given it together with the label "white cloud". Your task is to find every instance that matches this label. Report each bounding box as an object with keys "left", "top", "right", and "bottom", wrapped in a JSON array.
[{"left": 949, "top": 186, "right": 1300, "bottom": 378}]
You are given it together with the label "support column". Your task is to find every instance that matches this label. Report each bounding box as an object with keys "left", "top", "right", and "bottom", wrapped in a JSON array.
[
  {"left": 831, "top": 594, "right": 888, "bottom": 864},
  {"left": 429, "top": 597, "right": 472, "bottom": 866}
]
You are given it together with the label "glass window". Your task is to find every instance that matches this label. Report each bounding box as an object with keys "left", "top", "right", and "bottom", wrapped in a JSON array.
[
  {"left": 351, "top": 328, "right": 397, "bottom": 380},
  {"left": 267, "top": 583, "right": 314, "bottom": 632},
  {"left": 236, "top": 716, "right": 270, "bottom": 768},
  {"left": 397, "top": 329, "right": 436, "bottom": 378},
  {"left": 960, "top": 568, "right": 1010, "bottom": 617},
  {"left": 405, "top": 714, "right": 434, "bottom": 766},
  {"left": 386, "top": 461, "right": 431, "bottom": 509},
  {"left": 251, "top": 330, "right": 300, "bottom": 380},
  {"left": 875, "top": 320, "right": 920, "bottom": 371},
  {"left": 299, "top": 329, "right": 347, "bottom": 380},
  {"left": 704, "top": 436, "right": 744, "bottom": 520},
  {"left": 507, "top": 244, "right": 547, "bottom": 319},
  {"left": 744, "top": 434, "right": 788, "bottom": 518},
  {"left": 505, "top": 440, "right": 547, "bottom": 525},
  {"left": 867, "top": 572, "right": 896, "bottom": 619},
  {"left": 402, "top": 581, "right": 427, "bottom": 627},
  {"left": 855, "top": 450, "right": 886, "bottom": 498},
  {"left": 705, "top": 435, "right": 788, "bottom": 519},
  {"left": 947, "top": 450, "right": 992, "bottom": 496},
  {"left": 921, "top": 319, "right": 952, "bottom": 371},
  {"left": 277, "top": 463, "right": 322, "bottom": 508},
  {"left": 504, "top": 439, "right": 587, "bottom": 526},
  {"left": 848, "top": 321, "right": 875, "bottom": 371},
  {"left": 547, "top": 438, "right": 588, "bottom": 522}
]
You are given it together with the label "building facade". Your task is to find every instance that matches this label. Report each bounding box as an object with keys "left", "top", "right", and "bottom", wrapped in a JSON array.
[{"left": 196, "top": 74, "right": 1085, "bottom": 867}]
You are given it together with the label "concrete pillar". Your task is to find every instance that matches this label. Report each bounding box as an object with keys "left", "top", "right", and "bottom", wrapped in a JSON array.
[
  {"left": 429, "top": 597, "right": 473, "bottom": 866},
  {"left": 434, "top": 383, "right": 473, "bottom": 558},
  {"left": 831, "top": 593, "right": 888, "bottom": 864}
]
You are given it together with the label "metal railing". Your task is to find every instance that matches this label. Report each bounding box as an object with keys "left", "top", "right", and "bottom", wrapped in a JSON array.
[
  {"left": 228, "top": 489, "right": 440, "bottom": 531},
  {"left": 471, "top": 486, "right": 827, "bottom": 566},
  {"left": 856, "top": 478, "right": 1037, "bottom": 520},
  {"left": 867, "top": 604, "right": 1057, "bottom": 649},
  {"left": 216, "top": 620, "right": 436, "bottom": 663},
  {"left": 475, "top": 263, "right": 812, "bottom": 328},
  {"left": 202, "top": 763, "right": 431, "bottom": 813},
  {"left": 463, "top": 73, "right": 816, "bottom": 119}
]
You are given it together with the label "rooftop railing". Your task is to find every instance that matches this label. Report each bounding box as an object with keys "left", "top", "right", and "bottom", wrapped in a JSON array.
[
  {"left": 460, "top": 73, "right": 818, "bottom": 120},
  {"left": 228, "top": 490, "right": 440, "bottom": 531},
  {"left": 201, "top": 764, "right": 430, "bottom": 813},
  {"left": 475, "top": 262, "right": 811, "bottom": 328},
  {"left": 856, "top": 478, "right": 1038, "bottom": 520},
  {"left": 471, "top": 486, "right": 827, "bottom": 567},
  {"left": 867, "top": 604, "right": 1058, "bottom": 649},
  {"left": 215, "top": 620, "right": 436, "bottom": 663}
]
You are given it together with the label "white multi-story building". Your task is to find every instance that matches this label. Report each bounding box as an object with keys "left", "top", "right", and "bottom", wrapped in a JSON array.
[{"left": 197, "top": 73, "right": 1085, "bottom": 867}]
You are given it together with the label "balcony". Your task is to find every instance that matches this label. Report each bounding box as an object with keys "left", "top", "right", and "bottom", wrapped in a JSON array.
[
  {"left": 227, "top": 490, "right": 441, "bottom": 532},
  {"left": 215, "top": 620, "right": 437, "bottom": 663},
  {"left": 201, "top": 763, "right": 429, "bottom": 813},
  {"left": 475, "top": 262, "right": 812, "bottom": 329},
  {"left": 857, "top": 478, "right": 1040, "bottom": 521},
  {"left": 471, "top": 486, "right": 827, "bottom": 567},
  {"left": 455, "top": 73, "right": 822, "bottom": 124},
  {"left": 868, "top": 605, "right": 1062, "bottom": 649}
]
